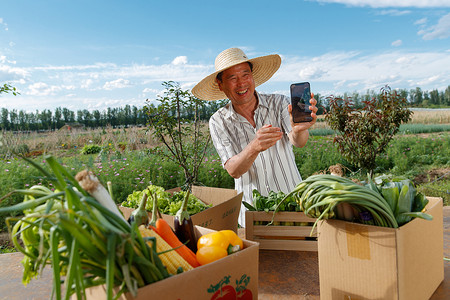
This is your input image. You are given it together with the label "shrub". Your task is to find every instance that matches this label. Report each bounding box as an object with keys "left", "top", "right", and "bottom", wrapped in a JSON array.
[
  {"left": 325, "top": 86, "right": 412, "bottom": 176},
  {"left": 80, "top": 144, "right": 102, "bottom": 155}
]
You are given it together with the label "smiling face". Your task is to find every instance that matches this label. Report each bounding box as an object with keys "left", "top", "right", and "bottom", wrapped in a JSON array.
[{"left": 216, "top": 62, "right": 256, "bottom": 107}]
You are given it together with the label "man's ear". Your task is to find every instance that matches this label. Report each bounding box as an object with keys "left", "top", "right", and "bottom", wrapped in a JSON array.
[{"left": 216, "top": 78, "right": 223, "bottom": 91}]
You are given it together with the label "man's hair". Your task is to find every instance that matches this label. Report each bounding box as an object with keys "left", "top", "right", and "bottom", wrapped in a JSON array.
[{"left": 216, "top": 61, "right": 253, "bottom": 83}]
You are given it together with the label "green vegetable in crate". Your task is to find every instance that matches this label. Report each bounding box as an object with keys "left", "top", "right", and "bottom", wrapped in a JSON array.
[
  {"left": 127, "top": 192, "right": 149, "bottom": 226},
  {"left": 275, "top": 174, "right": 432, "bottom": 235},
  {"left": 122, "top": 186, "right": 211, "bottom": 216},
  {"left": 0, "top": 155, "right": 171, "bottom": 300},
  {"left": 243, "top": 189, "right": 299, "bottom": 212},
  {"left": 369, "top": 174, "right": 432, "bottom": 226}
]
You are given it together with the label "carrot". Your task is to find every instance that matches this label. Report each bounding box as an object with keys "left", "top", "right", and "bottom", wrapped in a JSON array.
[{"left": 150, "top": 218, "right": 200, "bottom": 268}]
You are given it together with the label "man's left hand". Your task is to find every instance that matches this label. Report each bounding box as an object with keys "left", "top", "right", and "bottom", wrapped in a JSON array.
[{"left": 288, "top": 92, "right": 319, "bottom": 132}]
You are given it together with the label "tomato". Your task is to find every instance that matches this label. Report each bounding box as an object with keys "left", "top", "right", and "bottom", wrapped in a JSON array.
[
  {"left": 220, "top": 230, "right": 244, "bottom": 250},
  {"left": 196, "top": 246, "right": 228, "bottom": 265},
  {"left": 197, "top": 231, "right": 229, "bottom": 250},
  {"left": 210, "top": 285, "right": 236, "bottom": 300}
]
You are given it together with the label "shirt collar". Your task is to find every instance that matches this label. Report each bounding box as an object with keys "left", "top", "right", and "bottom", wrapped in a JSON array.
[{"left": 223, "top": 91, "right": 268, "bottom": 120}]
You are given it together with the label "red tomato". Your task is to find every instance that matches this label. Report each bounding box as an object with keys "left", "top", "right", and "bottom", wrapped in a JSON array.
[{"left": 210, "top": 285, "right": 237, "bottom": 300}]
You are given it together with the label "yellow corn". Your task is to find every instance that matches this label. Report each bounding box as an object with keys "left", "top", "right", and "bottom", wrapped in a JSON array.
[{"left": 139, "top": 225, "right": 193, "bottom": 275}]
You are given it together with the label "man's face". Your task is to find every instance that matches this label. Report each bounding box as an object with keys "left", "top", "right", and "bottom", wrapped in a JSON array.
[{"left": 217, "top": 62, "right": 256, "bottom": 105}]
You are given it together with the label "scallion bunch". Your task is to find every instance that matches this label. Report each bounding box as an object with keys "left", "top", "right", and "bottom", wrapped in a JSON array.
[
  {"left": 276, "top": 174, "right": 432, "bottom": 235},
  {"left": 0, "top": 155, "right": 170, "bottom": 300}
]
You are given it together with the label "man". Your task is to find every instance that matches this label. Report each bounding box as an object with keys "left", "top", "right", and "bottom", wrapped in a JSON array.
[{"left": 192, "top": 48, "right": 318, "bottom": 226}]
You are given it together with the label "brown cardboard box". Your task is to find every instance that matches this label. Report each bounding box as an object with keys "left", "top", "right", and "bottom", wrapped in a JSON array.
[
  {"left": 245, "top": 211, "right": 318, "bottom": 251},
  {"left": 120, "top": 186, "right": 242, "bottom": 233},
  {"left": 83, "top": 226, "right": 259, "bottom": 300},
  {"left": 318, "top": 197, "right": 444, "bottom": 300}
]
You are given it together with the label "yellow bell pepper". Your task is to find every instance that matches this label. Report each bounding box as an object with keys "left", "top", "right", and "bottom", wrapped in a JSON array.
[{"left": 196, "top": 230, "right": 244, "bottom": 265}]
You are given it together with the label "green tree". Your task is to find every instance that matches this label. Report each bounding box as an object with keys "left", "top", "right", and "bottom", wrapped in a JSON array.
[
  {"left": 54, "top": 107, "right": 63, "bottom": 129},
  {"left": 1, "top": 108, "right": 9, "bottom": 130},
  {"left": 143, "top": 81, "right": 211, "bottom": 187},
  {"left": 9, "top": 109, "right": 18, "bottom": 131},
  {"left": 325, "top": 86, "right": 412, "bottom": 177}
]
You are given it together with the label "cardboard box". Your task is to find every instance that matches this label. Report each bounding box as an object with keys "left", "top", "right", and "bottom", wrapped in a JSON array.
[
  {"left": 245, "top": 211, "right": 318, "bottom": 251},
  {"left": 318, "top": 197, "right": 444, "bottom": 300},
  {"left": 83, "top": 226, "right": 259, "bottom": 300},
  {"left": 120, "top": 186, "right": 242, "bottom": 233}
]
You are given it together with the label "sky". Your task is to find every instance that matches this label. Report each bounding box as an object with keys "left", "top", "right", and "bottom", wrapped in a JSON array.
[{"left": 1, "top": 0, "right": 449, "bottom": 113}]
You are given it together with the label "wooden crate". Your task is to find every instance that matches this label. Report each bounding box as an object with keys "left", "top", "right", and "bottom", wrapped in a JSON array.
[{"left": 245, "top": 211, "right": 318, "bottom": 251}]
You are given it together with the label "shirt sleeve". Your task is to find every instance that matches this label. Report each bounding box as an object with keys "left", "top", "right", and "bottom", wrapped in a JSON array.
[{"left": 209, "top": 113, "right": 236, "bottom": 167}]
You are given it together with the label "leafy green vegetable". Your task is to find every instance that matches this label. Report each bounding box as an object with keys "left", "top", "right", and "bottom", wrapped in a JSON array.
[
  {"left": 121, "top": 185, "right": 211, "bottom": 216},
  {"left": 245, "top": 189, "right": 299, "bottom": 212},
  {"left": 369, "top": 174, "right": 432, "bottom": 226}
]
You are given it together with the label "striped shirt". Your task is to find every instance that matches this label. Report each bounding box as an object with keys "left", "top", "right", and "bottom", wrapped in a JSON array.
[{"left": 209, "top": 92, "right": 302, "bottom": 226}]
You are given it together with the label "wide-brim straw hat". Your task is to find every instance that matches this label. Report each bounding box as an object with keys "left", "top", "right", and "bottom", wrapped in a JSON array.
[{"left": 192, "top": 48, "right": 281, "bottom": 101}]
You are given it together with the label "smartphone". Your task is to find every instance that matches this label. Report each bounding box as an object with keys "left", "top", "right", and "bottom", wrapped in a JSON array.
[{"left": 290, "top": 82, "right": 313, "bottom": 123}]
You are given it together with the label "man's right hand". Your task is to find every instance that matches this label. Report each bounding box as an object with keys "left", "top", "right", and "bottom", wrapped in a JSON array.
[
  {"left": 250, "top": 124, "right": 283, "bottom": 152},
  {"left": 224, "top": 124, "right": 283, "bottom": 179}
]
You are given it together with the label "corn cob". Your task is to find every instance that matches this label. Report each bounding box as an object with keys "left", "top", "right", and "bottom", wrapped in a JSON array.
[{"left": 139, "top": 225, "right": 193, "bottom": 275}]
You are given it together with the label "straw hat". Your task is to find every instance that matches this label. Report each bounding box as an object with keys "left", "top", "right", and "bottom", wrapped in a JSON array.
[{"left": 191, "top": 48, "right": 281, "bottom": 101}]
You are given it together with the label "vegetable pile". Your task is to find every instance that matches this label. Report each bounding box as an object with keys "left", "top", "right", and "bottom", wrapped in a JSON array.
[
  {"left": 121, "top": 185, "right": 211, "bottom": 216},
  {"left": 0, "top": 156, "right": 174, "bottom": 299},
  {"left": 278, "top": 174, "right": 433, "bottom": 233},
  {"left": 0, "top": 155, "right": 245, "bottom": 299}
]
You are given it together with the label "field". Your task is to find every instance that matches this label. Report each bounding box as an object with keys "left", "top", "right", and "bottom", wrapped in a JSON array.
[{"left": 0, "top": 109, "right": 449, "bottom": 250}]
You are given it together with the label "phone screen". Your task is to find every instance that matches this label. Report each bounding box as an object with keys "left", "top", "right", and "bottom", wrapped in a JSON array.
[{"left": 290, "top": 82, "right": 313, "bottom": 123}]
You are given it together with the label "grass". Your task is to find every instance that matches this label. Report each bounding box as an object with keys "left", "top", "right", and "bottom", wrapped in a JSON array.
[{"left": 0, "top": 108, "right": 449, "bottom": 234}]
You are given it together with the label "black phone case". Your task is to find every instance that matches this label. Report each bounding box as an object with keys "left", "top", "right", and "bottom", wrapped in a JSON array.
[{"left": 290, "top": 82, "right": 313, "bottom": 123}]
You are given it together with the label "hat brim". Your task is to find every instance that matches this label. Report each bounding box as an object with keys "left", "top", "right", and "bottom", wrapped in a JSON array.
[{"left": 191, "top": 54, "right": 281, "bottom": 101}]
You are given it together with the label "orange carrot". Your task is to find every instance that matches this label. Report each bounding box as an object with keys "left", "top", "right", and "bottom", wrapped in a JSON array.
[{"left": 150, "top": 218, "right": 200, "bottom": 268}]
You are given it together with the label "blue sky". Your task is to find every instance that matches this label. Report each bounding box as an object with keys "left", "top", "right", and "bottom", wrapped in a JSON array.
[{"left": 1, "top": 0, "right": 449, "bottom": 112}]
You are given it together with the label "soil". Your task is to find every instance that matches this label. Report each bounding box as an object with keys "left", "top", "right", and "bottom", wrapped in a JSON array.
[
  {"left": 0, "top": 232, "right": 14, "bottom": 248},
  {"left": 413, "top": 167, "right": 450, "bottom": 185}
]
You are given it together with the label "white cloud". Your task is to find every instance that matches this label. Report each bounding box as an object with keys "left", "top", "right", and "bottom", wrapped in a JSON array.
[
  {"left": 315, "top": 0, "right": 450, "bottom": 8},
  {"left": 142, "top": 87, "right": 158, "bottom": 93},
  {"left": 0, "top": 64, "right": 30, "bottom": 80},
  {"left": 171, "top": 56, "right": 188, "bottom": 65},
  {"left": 0, "top": 18, "right": 8, "bottom": 31},
  {"left": 81, "top": 79, "right": 94, "bottom": 89},
  {"left": 103, "top": 78, "right": 132, "bottom": 90},
  {"left": 26, "top": 82, "right": 61, "bottom": 96},
  {"left": 2, "top": 48, "right": 449, "bottom": 112},
  {"left": 391, "top": 39, "right": 403, "bottom": 46},
  {"left": 415, "top": 18, "right": 427, "bottom": 25},
  {"left": 298, "top": 66, "right": 327, "bottom": 79},
  {"left": 378, "top": 9, "right": 411, "bottom": 16},
  {"left": 418, "top": 13, "right": 450, "bottom": 40},
  {"left": 274, "top": 50, "right": 450, "bottom": 95}
]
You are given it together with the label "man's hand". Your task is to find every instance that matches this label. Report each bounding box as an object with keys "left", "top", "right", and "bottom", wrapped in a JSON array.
[
  {"left": 224, "top": 124, "right": 282, "bottom": 179},
  {"left": 250, "top": 124, "right": 283, "bottom": 152},
  {"left": 288, "top": 93, "right": 319, "bottom": 148}
]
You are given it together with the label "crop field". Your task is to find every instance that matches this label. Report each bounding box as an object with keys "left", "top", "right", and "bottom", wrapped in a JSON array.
[{"left": 0, "top": 108, "right": 449, "bottom": 251}]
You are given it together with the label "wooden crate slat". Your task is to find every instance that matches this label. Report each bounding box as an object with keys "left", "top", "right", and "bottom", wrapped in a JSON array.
[
  {"left": 253, "top": 225, "right": 317, "bottom": 237},
  {"left": 253, "top": 238, "right": 319, "bottom": 251},
  {"left": 245, "top": 211, "right": 318, "bottom": 251},
  {"left": 250, "top": 211, "right": 315, "bottom": 222}
]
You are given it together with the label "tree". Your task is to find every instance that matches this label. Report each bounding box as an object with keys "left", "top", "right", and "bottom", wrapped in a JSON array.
[
  {"left": 0, "top": 83, "right": 19, "bottom": 96},
  {"left": 143, "top": 81, "right": 211, "bottom": 187},
  {"left": 1, "top": 108, "right": 9, "bottom": 130},
  {"left": 325, "top": 86, "right": 412, "bottom": 177},
  {"left": 54, "top": 107, "right": 63, "bottom": 129}
]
